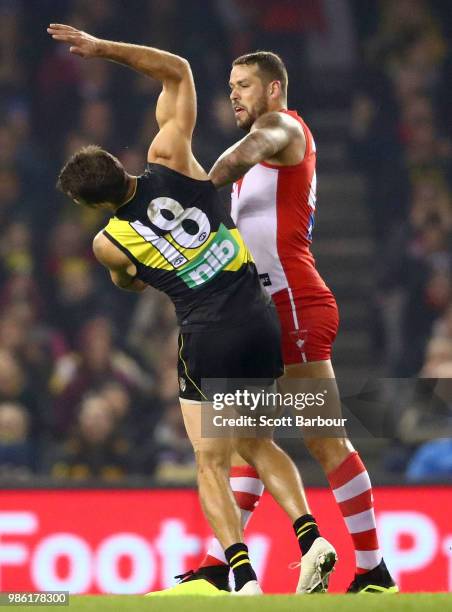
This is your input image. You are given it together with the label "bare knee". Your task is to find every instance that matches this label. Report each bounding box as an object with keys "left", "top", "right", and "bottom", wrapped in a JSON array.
[
  {"left": 234, "top": 437, "right": 273, "bottom": 466},
  {"left": 195, "top": 448, "right": 230, "bottom": 476}
]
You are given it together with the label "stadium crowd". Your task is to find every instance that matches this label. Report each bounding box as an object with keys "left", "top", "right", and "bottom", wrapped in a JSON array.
[
  {"left": 0, "top": 0, "right": 450, "bottom": 483},
  {"left": 349, "top": 0, "right": 452, "bottom": 480},
  {"left": 349, "top": 0, "right": 452, "bottom": 378}
]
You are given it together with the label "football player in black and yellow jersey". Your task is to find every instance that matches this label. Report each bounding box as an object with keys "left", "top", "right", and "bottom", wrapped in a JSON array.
[{"left": 48, "top": 24, "right": 326, "bottom": 595}]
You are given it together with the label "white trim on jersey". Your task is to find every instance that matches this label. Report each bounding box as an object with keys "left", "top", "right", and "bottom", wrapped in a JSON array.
[
  {"left": 288, "top": 287, "right": 307, "bottom": 363},
  {"left": 311, "top": 135, "right": 317, "bottom": 153},
  {"left": 287, "top": 287, "right": 299, "bottom": 330},
  {"left": 308, "top": 170, "right": 317, "bottom": 210}
]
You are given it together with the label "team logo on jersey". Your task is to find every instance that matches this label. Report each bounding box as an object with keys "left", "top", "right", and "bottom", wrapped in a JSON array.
[
  {"left": 177, "top": 223, "right": 239, "bottom": 288},
  {"left": 259, "top": 273, "right": 272, "bottom": 287},
  {"left": 290, "top": 329, "right": 309, "bottom": 355}
]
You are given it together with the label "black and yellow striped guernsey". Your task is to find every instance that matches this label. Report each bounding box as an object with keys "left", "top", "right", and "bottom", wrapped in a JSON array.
[{"left": 103, "top": 163, "right": 270, "bottom": 331}]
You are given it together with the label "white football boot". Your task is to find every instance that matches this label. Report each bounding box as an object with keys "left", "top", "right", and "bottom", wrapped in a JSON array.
[
  {"left": 233, "top": 580, "right": 263, "bottom": 595},
  {"left": 293, "top": 537, "right": 338, "bottom": 593}
]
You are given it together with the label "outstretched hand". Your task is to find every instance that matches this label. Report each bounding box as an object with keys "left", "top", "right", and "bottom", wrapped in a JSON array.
[{"left": 47, "top": 24, "right": 102, "bottom": 59}]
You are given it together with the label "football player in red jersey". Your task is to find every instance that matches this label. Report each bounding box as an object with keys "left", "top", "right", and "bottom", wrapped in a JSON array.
[{"left": 205, "top": 52, "right": 398, "bottom": 595}]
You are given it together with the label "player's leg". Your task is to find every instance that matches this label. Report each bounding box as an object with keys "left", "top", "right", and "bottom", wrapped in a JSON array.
[
  {"left": 155, "top": 328, "right": 263, "bottom": 596},
  {"left": 181, "top": 401, "right": 241, "bottom": 548},
  {"left": 179, "top": 306, "right": 336, "bottom": 594},
  {"left": 283, "top": 359, "right": 352, "bottom": 473},
  {"left": 233, "top": 435, "right": 337, "bottom": 593},
  {"left": 199, "top": 444, "right": 336, "bottom": 593},
  {"left": 146, "top": 399, "right": 260, "bottom": 596},
  {"left": 180, "top": 400, "right": 261, "bottom": 594},
  {"left": 281, "top": 358, "right": 398, "bottom": 593},
  {"left": 198, "top": 451, "right": 264, "bottom": 590},
  {"left": 234, "top": 438, "right": 310, "bottom": 520},
  {"left": 230, "top": 303, "right": 336, "bottom": 594}
]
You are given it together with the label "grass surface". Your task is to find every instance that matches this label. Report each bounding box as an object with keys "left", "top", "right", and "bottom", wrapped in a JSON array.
[{"left": 18, "top": 593, "right": 452, "bottom": 612}]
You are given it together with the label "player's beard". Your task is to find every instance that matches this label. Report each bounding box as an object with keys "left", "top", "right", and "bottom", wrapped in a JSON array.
[{"left": 239, "top": 95, "right": 270, "bottom": 132}]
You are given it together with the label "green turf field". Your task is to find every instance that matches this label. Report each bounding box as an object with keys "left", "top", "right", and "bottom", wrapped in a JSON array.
[{"left": 19, "top": 593, "right": 451, "bottom": 612}]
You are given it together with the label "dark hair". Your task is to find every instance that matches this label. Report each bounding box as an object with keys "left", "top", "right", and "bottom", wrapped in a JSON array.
[
  {"left": 57, "top": 145, "right": 129, "bottom": 206},
  {"left": 232, "top": 51, "right": 288, "bottom": 98}
]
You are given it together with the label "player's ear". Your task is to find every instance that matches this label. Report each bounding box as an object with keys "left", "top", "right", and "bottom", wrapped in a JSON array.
[{"left": 269, "top": 80, "right": 282, "bottom": 100}]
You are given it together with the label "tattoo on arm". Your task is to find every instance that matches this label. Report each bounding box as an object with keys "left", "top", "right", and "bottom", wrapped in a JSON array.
[{"left": 209, "top": 112, "right": 297, "bottom": 187}]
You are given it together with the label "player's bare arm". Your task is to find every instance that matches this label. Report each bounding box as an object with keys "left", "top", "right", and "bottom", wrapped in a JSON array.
[
  {"left": 47, "top": 24, "right": 190, "bottom": 80},
  {"left": 209, "top": 112, "right": 306, "bottom": 187},
  {"left": 47, "top": 24, "right": 204, "bottom": 177},
  {"left": 92, "top": 232, "right": 147, "bottom": 293}
]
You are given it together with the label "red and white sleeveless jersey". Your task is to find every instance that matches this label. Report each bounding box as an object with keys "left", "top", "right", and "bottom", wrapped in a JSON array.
[{"left": 231, "top": 109, "right": 332, "bottom": 302}]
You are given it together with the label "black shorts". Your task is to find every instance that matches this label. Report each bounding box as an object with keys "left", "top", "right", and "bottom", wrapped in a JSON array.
[{"left": 177, "top": 305, "right": 284, "bottom": 402}]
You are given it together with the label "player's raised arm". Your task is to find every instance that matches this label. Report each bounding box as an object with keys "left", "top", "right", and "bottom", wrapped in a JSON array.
[
  {"left": 47, "top": 24, "right": 196, "bottom": 141},
  {"left": 209, "top": 112, "right": 305, "bottom": 187}
]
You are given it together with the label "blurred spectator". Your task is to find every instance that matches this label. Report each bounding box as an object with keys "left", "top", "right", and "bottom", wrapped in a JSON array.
[
  {"left": 390, "top": 342, "right": 452, "bottom": 476},
  {"left": 51, "top": 316, "right": 152, "bottom": 434},
  {"left": 48, "top": 393, "right": 134, "bottom": 481},
  {"left": 0, "top": 308, "right": 55, "bottom": 391},
  {"left": 406, "top": 438, "right": 452, "bottom": 482},
  {"left": 0, "top": 2, "right": 26, "bottom": 94},
  {"left": 0, "top": 166, "right": 22, "bottom": 226},
  {"left": 0, "top": 402, "right": 36, "bottom": 479},
  {"left": 66, "top": 0, "right": 119, "bottom": 37},
  {"left": 0, "top": 350, "right": 46, "bottom": 441},
  {"left": 0, "top": 221, "right": 34, "bottom": 276},
  {"left": 127, "top": 291, "right": 178, "bottom": 372},
  {"left": 366, "top": 0, "right": 445, "bottom": 74},
  {"left": 348, "top": 85, "right": 409, "bottom": 241},
  {"left": 50, "top": 260, "right": 101, "bottom": 342},
  {"left": 44, "top": 218, "right": 111, "bottom": 341},
  {"left": 98, "top": 379, "right": 161, "bottom": 443},
  {"left": 77, "top": 58, "right": 114, "bottom": 102},
  {"left": 432, "top": 303, "right": 452, "bottom": 341},
  {"left": 46, "top": 218, "right": 93, "bottom": 273},
  {"left": 150, "top": 398, "right": 196, "bottom": 485},
  {"left": 78, "top": 99, "right": 115, "bottom": 150},
  {"left": 421, "top": 337, "right": 452, "bottom": 377},
  {"left": 409, "top": 176, "right": 451, "bottom": 232}
]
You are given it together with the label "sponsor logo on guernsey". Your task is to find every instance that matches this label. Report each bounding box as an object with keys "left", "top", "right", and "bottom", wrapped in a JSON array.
[
  {"left": 259, "top": 273, "right": 272, "bottom": 287},
  {"left": 177, "top": 223, "right": 239, "bottom": 288}
]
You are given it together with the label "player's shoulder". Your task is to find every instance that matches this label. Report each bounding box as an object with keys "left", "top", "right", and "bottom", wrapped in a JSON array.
[
  {"left": 92, "top": 229, "right": 129, "bottom": 268},
  {"left": 253, "top": 110, "right": 304, "bottom": 137},
  {"left": 92, "top": 230, "right": 111, "bottom": 264}
]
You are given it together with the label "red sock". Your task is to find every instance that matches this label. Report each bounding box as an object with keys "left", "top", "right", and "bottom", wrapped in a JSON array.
[
  {"left": 200, "top": 465, "right": 264, "bottom": 567},
  {"left": 328, "top": 451, "right": 382, "bottom": 574}
]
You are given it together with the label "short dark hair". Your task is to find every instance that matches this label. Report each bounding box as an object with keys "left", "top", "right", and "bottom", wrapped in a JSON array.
[
  {"left": 57, "top": 145, "right": 129, "bottom": 206},
  {"left": 232, "top": 51, "right": 288, "bottom": 99}
]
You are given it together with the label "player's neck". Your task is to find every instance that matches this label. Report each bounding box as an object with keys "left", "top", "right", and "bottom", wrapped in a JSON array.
[{"left": 268, "top": 98, "right": 287, "bottom": 113}]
